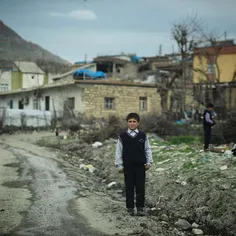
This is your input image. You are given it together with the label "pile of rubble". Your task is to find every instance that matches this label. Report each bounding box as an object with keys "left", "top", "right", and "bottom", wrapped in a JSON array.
[{"left": 37, "top": 133, "right": 236, "bottom": 236}]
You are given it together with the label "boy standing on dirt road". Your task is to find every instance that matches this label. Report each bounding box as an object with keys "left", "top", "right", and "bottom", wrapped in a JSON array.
[{"left": 115, "top": 113, "right": 153, "bottom": 216}]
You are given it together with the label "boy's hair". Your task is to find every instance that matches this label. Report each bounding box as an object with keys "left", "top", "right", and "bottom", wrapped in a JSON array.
[
  {"left": 206, "top": 103, "right": 214, "bottom": 108},
  {"left": 126, "top": 113, "right": 140, "bottom": 122}
]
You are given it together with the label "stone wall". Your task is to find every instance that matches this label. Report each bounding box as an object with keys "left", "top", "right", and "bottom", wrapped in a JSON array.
[{"left": 82, "top": 84, "right": 161, "bottom": 119}]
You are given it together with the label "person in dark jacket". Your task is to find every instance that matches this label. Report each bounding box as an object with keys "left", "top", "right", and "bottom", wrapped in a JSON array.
[
  {"left": 203, "top": 103, "right": 215, "bottom": 151},
  {"left": 115, "top": 113, "right": 152, "bottom": 216}
]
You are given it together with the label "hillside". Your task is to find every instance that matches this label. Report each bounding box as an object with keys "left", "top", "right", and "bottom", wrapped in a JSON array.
[{"left": 0, "top": 21, "right": 72, "bottom": 73}]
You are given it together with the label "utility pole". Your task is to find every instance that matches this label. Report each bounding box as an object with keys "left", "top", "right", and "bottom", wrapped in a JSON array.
[{"left": 159, "top": 44, "right": 162, "bottom": 56}]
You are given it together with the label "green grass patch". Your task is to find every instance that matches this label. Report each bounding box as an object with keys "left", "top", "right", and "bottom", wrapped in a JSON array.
[
  {"left": 167, "top": 135, "right": 201, "bottom": 145},
  {"left": 182, "top": 161, "right": 198, "bottom": 170}
]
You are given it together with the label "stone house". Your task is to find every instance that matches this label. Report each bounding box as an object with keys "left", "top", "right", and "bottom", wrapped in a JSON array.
[
  {"left": 93, "top": 55, "right": 138, "bottom": 79},
  {"left": 0, "top": 79, "right": 162, "bottom": 120}
]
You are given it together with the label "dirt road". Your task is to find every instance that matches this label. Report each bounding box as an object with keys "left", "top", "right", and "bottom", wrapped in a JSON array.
[{"left": 0, "top": 133, "right": 127, "bottom": 236}]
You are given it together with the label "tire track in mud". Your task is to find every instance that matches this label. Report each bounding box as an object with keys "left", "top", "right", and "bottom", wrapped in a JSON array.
[{"left": 1, "top": 143, "right": 117, "bottom": 236}]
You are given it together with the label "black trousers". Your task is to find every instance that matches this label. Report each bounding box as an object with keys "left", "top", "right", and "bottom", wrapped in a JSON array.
[
  {"left": 204, "top": 125, "right": 212, "bottom": 149},
  {"left": 124, "top": 165, "right": 145, "bottom": 209}
]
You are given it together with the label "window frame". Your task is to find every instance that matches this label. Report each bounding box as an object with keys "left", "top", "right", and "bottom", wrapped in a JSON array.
[{"left": 104, "top": 97, "right": 115, "bottom": 110}]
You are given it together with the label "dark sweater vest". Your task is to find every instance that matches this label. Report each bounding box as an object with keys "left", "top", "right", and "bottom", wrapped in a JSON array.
[
  {"left": 119, "top": 131, "right": 146, "bottom": 166},
  {"left": 203, "top": 109, "right": 213, "bottom": 127}
]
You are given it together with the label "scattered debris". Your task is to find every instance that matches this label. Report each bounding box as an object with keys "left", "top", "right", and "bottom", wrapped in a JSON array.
[
  {"left": 92, "top": 141, "right": 103, "bottom": 148},
  {"left": 83, "top": 164, "right": 96, "bottom": 173},
  {"left": 37, "top": 133, "right": 236, "bottom": 236}
]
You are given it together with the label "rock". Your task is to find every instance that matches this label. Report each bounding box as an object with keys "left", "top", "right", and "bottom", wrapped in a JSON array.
[
  {"left": 116, "top": 190, "right": 123, "bottom": 194},
  {"left": 140, "top": 222, "right": 148, "bottom": 228},
  {"left": 155, "top": 168, "right": 165, "bottom": 172},
  {"left": 160, "top": 213, "right": 169, "bottom": 222},
  {"left": 131, "top": 228, "right": 143, "bottom": 234},
  {"left": 160, "top": 221, "right": 169, "bottom": 226},
  {"left": 192, "top": 222, "right": 199, "bottom": 228},
  {"left": 220, "top": 165, "right": 228, "bottom": 171},
  {"left": 221, "top": 183, "right": 231, "bottom": 190},
  {"left": 107, "top": 182, "right": 116, "bottom": 189},
  {"left": 79, "top": 192, "right": 88, "bottom": 197},
  {"left": 140, "top": 231, "right": 151, "bottom": 236},
  {"left": 171, "top": 228, "right": 185, "bottom": 235},
  {"left": 156, "top": 159, "right": 170, "bottom": 165},
  {"left": 192, "top": 228, "right": 203, "bottom": 235},
  {"left": 174, "top": 219, "right": 191, "bottom": 230}
]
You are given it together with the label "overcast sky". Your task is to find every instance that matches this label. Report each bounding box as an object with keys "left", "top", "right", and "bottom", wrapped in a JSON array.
[{"left": 1, "top": 0, "right": 236, "bottom": 63}]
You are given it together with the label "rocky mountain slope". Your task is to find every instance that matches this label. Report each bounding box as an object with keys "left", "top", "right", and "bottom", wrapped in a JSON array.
[{"left": 0, "top": 21, "right": 71, "bottom": 72}]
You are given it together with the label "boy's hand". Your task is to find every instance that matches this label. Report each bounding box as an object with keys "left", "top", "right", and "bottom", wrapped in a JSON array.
[
  {"left": 118, "top": 168, "right": 124, "bottom": 173},
  {"left": 145, "top": 164, "right": 150, "bottom": 171}
]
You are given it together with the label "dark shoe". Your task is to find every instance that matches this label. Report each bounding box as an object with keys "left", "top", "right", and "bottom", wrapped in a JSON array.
[
  {"left": 127, "top": 208, "right": 134, "bottom": 216},
  {"left": 137, "top": 208, "right": 147, "bottom": 216}
]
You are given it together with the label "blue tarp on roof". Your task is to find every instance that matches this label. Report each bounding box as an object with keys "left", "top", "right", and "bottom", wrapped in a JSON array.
[
  {"left": 73, "top": 69, "right": 105, "bottom": 79},
  {"left": 130, "top": 55, "right": 141, "bottom": 63}
]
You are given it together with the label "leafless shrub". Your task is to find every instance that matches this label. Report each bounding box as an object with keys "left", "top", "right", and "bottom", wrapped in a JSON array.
[
  {"left": 62, "top": 118, "right": 81, "bottom": 132},
  {"left": 82, "top": 115, "right": 125, "bottom": 143},
  {"left": 140, "top": 113, "right": 187, "bottom": 136}
]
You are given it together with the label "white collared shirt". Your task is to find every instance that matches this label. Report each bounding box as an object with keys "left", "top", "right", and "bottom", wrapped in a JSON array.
[
  {"left": 127, "top": 128, "right": 139, "bottom": 137},
  {"left": 115, "top": 129, "right": 153, "bottom": 169}
]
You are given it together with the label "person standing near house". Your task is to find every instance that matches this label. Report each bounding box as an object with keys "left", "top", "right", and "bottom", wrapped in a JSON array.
[
  {"left": 115, "top": 113, "right": 152, "bottom": 216},
  {"left": 203, "top": 103, "right": 216, "bottom": 151}
]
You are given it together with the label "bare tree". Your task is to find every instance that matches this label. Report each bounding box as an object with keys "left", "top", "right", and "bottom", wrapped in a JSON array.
[
  {"left": 169, "top": 14, "right": 234, "bottom": 118},
  {"left": 170, "top": 15, "right": 202, "bottom": 113}
]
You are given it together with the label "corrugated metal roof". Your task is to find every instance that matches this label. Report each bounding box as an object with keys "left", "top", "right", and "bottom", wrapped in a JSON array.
[{"left": 14, "top": 61, "right": 44, "bottom": 74}]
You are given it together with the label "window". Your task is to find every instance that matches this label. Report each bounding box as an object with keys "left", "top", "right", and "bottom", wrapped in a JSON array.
[
  {"left": 0, "top": 84, "right": 9, "bottom": 91},
  {"left": 206, "top": 63, "right": 215, "bottom": 74},
  {"left": 33, "top": 99, "right": 39, "bottom": 110},
  {"left": 45, "top": 96, "right": 50, "bottom": 111},
  {"left": 18, "top": 100, "right": 24, "bottom": 109},
  {"left": 104, "top": 97, "right": 115, "bottom": 110},
  {"left": 140, "top": 97, "right": 147, "bottom": 111},
  {"left": 9, "top": 100, "right": 13, "bottom": 109},
  {"left": 67, "top": 97, "right": 75, "bottom": 110}
]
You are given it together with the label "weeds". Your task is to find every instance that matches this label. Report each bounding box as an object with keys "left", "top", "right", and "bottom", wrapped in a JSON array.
[{"left": 167, "top": 135, "right": 200, "bottom": 145}]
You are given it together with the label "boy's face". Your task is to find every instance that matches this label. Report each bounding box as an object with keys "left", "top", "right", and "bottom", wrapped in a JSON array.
[{"left": 127, "top": 118, "right": 139, "bottom": 130}]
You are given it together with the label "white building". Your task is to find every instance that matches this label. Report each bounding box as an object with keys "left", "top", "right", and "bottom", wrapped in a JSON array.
[
  {"left": 0, "top": 70, "right": 11, "bottom": 91},
  {"left": 13, "top": 61, "right": 45, "bottom": 89}
]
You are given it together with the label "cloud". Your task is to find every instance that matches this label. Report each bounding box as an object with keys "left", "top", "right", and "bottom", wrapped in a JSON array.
[
  {"left": 50, "top": 10, "right": 97, "bottom": 21},
  {"left": 50, "top": 12, "right": 65, "bottom": 17},
  {"left": 68, "top": 10, "right": 97, "bottom": 20}
]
